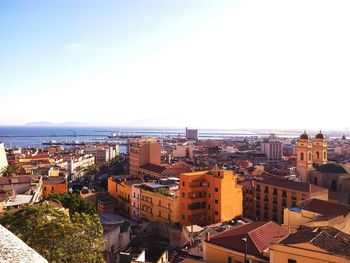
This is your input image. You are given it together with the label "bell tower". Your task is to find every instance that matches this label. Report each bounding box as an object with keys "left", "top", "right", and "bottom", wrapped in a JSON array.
[
  {"left": 312, "top": 130, "right": 327, "bottom": 167},
  {"left": 296, "top": 131, "right": 313, "bottom": 183}
]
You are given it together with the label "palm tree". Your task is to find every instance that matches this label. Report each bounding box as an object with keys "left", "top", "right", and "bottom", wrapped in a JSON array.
[{"left": 1, "top": 163, "right": 20, "bottom": 177}]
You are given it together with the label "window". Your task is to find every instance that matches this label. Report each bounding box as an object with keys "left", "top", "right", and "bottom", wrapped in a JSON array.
[
  {"left": 273, "top": 197, "right": 277, "bottom": 204},
  {"left": 309, "top": 153, "right": 312, "bottom": 161},
  {"left": 51, "top": 186, "right": 54, "bottom": 191},
  {"left": 208, "top": 204, "right": 211, "bottom": 210},
  {"left": 215, "top": 211, "right": 219, "bottom": 216},
  {"left": 182, "top": 214, "right": 186, "bottom": 220},
  {"left": 300, "top": 152, "right": 304, "bottom": 161},
  {"left": 208, "top": 193, "right": 211, "bottom": 198},
  {"left": 288, "top": 259, "right": 297, "bottom": 263},
  {"left": 264, "top": 212, "right": 269, "bottom": 219},
  {"left": 316, "top": 151, "right": 320, "bottom": 159},
  {"left": 215, "top": 187, "right": 218, "bottom": 192},
  {"left": 44, "top": 187, "right": 47, "bottom": 191},
  {"left": 182, "top": 181, "right": 185, "bottom": 187},
  {"left": 215, "top": 199, "right": 218, "bottom": 204},
  {"left": 228, "top": 256, "right": 232, "bottom": 263},
  {"left": 314, "top": 177, "right": 318, "bottom": 185},
  {"left": 182, "top": 192, "right": 185, "bottom": 198},
  {"left": 264, "top": 186, "right": 269, "bottom": 193},
  {"left": 331, "top": 180, "right": 337, "bottom": 191},
  {"left": 159, "top": 200, "right": 161, "bottom": 206}
]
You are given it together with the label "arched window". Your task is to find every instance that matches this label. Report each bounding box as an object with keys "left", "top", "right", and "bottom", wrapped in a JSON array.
[
  {"left": 324, "top": 151, "right": 327, "bottom": 159},
  {"left": 309, "top": 153, "right": 312, "bottom": 161},
  {"left": 300, "top": 152, "right": 304, "bottom": 161},
  {"left": 316, "top": 151, "right": 320, "bottom": 159}
]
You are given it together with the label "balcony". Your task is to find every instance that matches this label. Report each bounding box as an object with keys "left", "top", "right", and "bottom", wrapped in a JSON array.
[
  {"left": 141, "top": 199, "right": 153, "bottom": 205},
  {"left": 189, "top": 180, "right": 207, "bottom": 189},
  {"left": 188, "top": 192, "right": 206, "bottom": 200},
  {"left": 140, "top": 208, "right": 153, "bottom": 216},
  {"left": 187, "top": 208, "right": 206, "bottom": 216},
  {"left": 158, "top": 204, "right": 171, "bottom": 211}
]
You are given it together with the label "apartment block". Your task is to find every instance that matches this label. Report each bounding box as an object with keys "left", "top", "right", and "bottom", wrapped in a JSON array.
[
  {"left": 179, "top": 168, "right": 243, "bottom": 226},
  {"left": 0, "top": 142, "right": 8, "bottom": 175},
  {"left": 107, "top": 176, "right": 180, "bottom": 224},
  {"left": 128, "top": 138, "right": 161, "bottom": 176},
  {"left": 243, "top": 177, "right": 328, "bottom": 224}
]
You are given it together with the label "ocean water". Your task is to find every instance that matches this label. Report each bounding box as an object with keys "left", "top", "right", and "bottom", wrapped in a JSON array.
[{"left": 0, "top": 126, "right": 299, "bottom": 149}]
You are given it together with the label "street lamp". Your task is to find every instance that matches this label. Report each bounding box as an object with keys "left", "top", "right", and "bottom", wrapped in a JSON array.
[{"left": 242, "top": 236, "right": 248, "bottom": 263}]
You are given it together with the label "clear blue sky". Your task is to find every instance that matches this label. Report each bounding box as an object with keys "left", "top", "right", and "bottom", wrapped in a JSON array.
[{"left": 1, "top": 0, "right": 350, "bottom": 129}]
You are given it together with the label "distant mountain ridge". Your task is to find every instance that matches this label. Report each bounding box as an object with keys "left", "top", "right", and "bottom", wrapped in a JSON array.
[{"left": 25, "top": 121, "right": 85, "bottom": 126}]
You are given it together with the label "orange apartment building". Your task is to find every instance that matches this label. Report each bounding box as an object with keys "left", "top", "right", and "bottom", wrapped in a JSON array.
[
  {"left": 42, "top": 176, "right": 67, "bottom": 197},
  {"left": 179, "top": 168, "right": 243, "bottom": 226},
  {"left": 243, "top": 177, "right": 328, "bottom": 224},
  {"left": 128, "top": 138, "right": 161, "bottom": 176}
]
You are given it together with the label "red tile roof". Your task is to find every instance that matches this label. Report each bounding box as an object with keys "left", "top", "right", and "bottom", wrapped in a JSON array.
[
  {"left": 0, "top": 175, "right": 40, "bottom": 186},
  {"left": 43, "top": 176, "right": 66, "bottom": 185},
  {"left": 257, "top": 177, "right": 327, "bottom": 193},
  {"left": 140, "top": 164, "right": 166, "bottom": 174},
  {"left": 208, "top": 221, "right": 289, "bottom": 259},
  {"left": 299, "top": 199, "right": 350, "bottom": 217}
]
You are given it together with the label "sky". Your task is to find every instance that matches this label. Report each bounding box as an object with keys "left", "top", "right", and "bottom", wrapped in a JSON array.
[{"left": 1, "top": 0, "right": 350, "bottom": 129}]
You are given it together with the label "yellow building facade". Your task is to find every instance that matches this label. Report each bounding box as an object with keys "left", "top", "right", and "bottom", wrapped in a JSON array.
[
  {"left": 296, "top": 131, "right": 327, "bottom": 182},
  {"left": 205, "top": 242, "right": 267, "bottom": 263},
  {"left": 139, "top": 187, "right": 180, "bottom": 224},
  {"left": 270, "top": 241, "right": 349, "bottom": 263},
  {"left": 108, "top": 176, "right": 180, "bottom": 224}
]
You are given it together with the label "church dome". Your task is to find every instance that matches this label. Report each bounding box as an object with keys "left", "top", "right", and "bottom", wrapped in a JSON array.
[
  {"left": 315, "top": 131, "right": 325, "bottom": 139},
  {"left": 300, "top": 131, "right": 309, "bottom": 140}
]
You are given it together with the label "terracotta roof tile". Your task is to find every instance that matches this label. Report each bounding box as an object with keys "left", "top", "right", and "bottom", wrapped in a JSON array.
[
  {"left": 209, "top": 221, "right": 289, "bottom": 259},
  {"left": 299, "top": 199, "right": 350, "bottom": 217},
  {"left": 257, "top": 177, "right": 327, "bottom": 193},
  {"left": 139, "top": 164, "right": 166, "bottom": 174}
]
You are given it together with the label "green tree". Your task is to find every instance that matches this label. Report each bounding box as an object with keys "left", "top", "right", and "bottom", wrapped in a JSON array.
[
  {"left": 1, "top": 163, "right": 20, "bottom": 177},
  {"left": 0, "top": 203, "right": 104, "bottom": 263},
  {"left": 84, "top": 164, "right": 100, "bottom": 175},
  {"left": 46, "top": 192, "right": 97, "bottom": 216}
]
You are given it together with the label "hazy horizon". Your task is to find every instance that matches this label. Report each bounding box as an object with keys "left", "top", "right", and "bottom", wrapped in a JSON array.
[
  {"left": 1, "top": 0, "right": 350, "bottom": 129},
  {"left": 0, "top": 122, "right": 349, "bottom": 134}
]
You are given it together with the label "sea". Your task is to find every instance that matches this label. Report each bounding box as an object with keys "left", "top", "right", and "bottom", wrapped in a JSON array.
[{"left": 0, "top": 126, "right": 304, "bottom": 150}]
